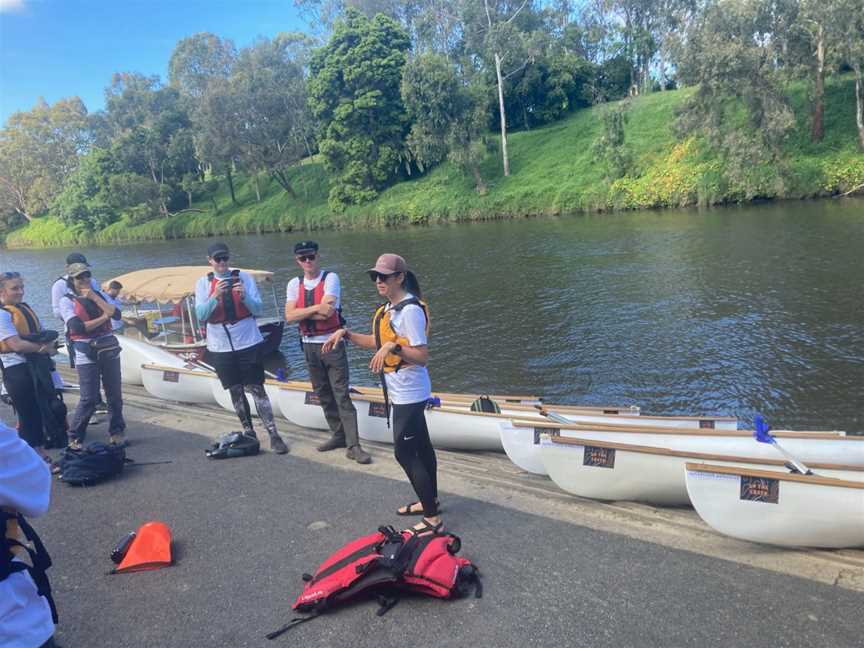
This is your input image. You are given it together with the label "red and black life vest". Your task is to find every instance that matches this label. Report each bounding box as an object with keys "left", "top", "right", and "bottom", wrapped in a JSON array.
[
  {"left": 207, "top": 270, "right": 252, "bottom": 324},
  {"left": 295, "top": 271, "right": 345, "bottom": 337},
  {"left": 65, "top": 292, "right": 113, "bottom": 341},
  {"left": 267, "top": 525, "right": 480, "bottom": 639},
  {"left": 1, "top": 509, "right": 58, "bottom": 625}
]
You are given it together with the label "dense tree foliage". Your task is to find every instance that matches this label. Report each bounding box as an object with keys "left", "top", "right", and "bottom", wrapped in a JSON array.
[
  {"left": 308, "top": 9, "right": 411, "bottom": 209},
  {"left": 2, "top": 0, "right": 862, "bottom": 234}
]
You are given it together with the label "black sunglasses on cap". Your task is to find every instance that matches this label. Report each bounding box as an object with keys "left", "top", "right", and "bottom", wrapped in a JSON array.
[
  {"left": 297, "top": 253, "right": 317, "bottom": 262},
  {"left": 1, "top": 271, "right": 21, "bottom": 279},
  {"left": 213, "top": 254, "right": 230, "bottom": 263}
]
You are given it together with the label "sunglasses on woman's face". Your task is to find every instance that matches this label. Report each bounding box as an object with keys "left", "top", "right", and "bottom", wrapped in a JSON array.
[
  {"left": 213, "top": 255, "right": 230, "bottom": 263},
  {"left": 74, "top": 272, "right": 92, "bottom": 280},
  {"left": 297, "top": 254, "right": 317, "bottom": 262},
  {"left": 369, "top": 272, "right": 397, "bottom": 283}
]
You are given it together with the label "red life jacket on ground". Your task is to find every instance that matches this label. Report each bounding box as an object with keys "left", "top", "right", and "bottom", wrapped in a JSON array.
[
  {"left": 295, "top": 271, "right": 344, "bottom": 338},
  {"left": 207, "top": 270, "right": 252, "bottom": 324},
  {"left": 66, "top": 293, "right": 113, "bottom": 341},
  {"left": 267, "top": 525, "right": 481, "bottom": 639}
]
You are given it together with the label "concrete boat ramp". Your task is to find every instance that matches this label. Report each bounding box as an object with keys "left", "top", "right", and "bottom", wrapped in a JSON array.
[{"left": 4, "top": 373, "right": 862, "bottom": 648}]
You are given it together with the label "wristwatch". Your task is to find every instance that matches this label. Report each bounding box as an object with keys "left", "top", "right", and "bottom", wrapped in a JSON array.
[{"left": 392, "top": 343, "right": 402, "bottom": 355}]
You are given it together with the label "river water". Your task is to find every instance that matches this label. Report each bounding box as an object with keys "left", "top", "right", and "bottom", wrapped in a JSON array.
[{"left": 3, "top": 199, "right": 863, "bottom": 432}]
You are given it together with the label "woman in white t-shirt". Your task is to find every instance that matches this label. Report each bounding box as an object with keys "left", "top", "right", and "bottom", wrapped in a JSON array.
[{"left": 323, "top": 254, "right": 441, "bottom": 536}]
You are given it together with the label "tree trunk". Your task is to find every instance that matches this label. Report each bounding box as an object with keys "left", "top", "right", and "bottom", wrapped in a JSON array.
[
  {"left": 855, "top": 63, "right": 864, "bottom": 151},
  {"left": 494, "top": 52, "right": 511, "bottom": 177},
  {"left": 272, "top": 169, "right": 298, "bottom": 198},
  {"left": 811, "top": 23, "right": 825, "bottom": 143},
  {"left": 210, "top": 196, "right": 219, "bottom": 214},
  {"left": 472, "top": 165, "right": 488, "bottom": 195},
  {"left": 253, "top": 174, "right": 261, "bottom": 203},
  {"left": 226, "top": 166, "right": 238, "bottom": 206},
  {"left": 187, "top": 191, "right": 193, "bottom": 209}
]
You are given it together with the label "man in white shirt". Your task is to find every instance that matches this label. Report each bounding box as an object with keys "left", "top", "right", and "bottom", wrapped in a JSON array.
[
  {"left": 194, "top": 242, "right": 288, "bottom": 455},
  {"left": 0, "top": 420, "right": 57, "bottom": 648},
  {"left": 284, "top": 241, "right": 370, "bottom": 464},
  {"left": 105, "top": 281, "right": 126, "bottom": 333}
]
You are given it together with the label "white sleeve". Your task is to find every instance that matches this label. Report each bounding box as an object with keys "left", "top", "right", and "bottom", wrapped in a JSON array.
[
  {"left": 400, "top": 305, "right": 428, "bottom": 347},
  {"left": 0, "top": 421, "right": 51, "bottom": 517},
  {"left": 51, "top": 279, "right": 65, "bottom": 319},
  {"left": 242, "top": 272, "right": 260, "bottom": 302},
  {"left": 0, "top": 310, "right": 17, "bottom": 342},
  {"left": 194, "top": 276, "right": 210, "bottom": 305},
  {"left": 285, "top": 278, "right": 299, "bottom": 303},
  {"left": 323, "top": 272, "right": 341, "bottom": 308},
  {"left": 58, "top": 296, "right": 77, "bottom": 324}
]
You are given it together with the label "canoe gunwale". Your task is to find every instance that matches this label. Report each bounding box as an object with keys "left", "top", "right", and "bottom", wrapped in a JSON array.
[
  {"left": 549, "top": 436, "right": 864, "bottom": 472},
  {"left": 685, "top": 462, "right": 864, "bottom": 490}
]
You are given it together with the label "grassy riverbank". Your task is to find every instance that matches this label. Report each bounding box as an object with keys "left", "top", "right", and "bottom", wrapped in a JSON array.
[{"left": 6, "top": 76, "right": 864, "bottom": 249}]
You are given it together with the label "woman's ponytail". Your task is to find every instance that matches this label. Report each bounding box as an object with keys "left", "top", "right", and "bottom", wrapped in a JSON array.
[{"left": 402, "top": 270, "right": 422, "bottom": 300}]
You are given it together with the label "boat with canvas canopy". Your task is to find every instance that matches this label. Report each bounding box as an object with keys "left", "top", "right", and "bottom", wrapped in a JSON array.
[{"left": 103, "top": 265, "right": 284, "bottom": 370}]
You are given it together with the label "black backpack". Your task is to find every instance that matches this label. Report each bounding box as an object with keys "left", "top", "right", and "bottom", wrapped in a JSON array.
[
  {"left": 205, "top": 432, "right": 260, "bottom": 459},
  {"left": 59, "top": 442, "right": 126, "bottom": 486},
  {"left": 470, "top": 396, "right": 501, "bottom": 414}
]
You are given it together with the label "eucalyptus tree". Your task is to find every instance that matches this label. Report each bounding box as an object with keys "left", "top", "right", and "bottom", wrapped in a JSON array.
[
  {"left": 671, "top": 0, "right": 797, "bottom": 193},
  {"left": 230, "top": 33, "right": 316, "bottom": 201},
  {"left": 101, "top": 73, "right": 197, "bottom": 217},
  {"left": 169, "top": 33, "right": 240, "bottom": 204},
  {"left": 401, "top": 53, "right": 491, "bottom": 193},
  {"left": 0, "top": 97, "right": 89, "bottom": 226}
]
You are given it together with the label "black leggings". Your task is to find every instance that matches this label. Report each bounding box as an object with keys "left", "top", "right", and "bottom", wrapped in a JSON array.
[
  {"left": 2, "top": 362, "right": 44, "bottom": 448},
  {"left": 392, "top": 401, "right": 438, "bottom": 517}
]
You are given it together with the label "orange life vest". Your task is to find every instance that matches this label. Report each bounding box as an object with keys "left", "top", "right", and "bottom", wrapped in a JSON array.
[
  {"left": 372, "top": 297, "right": 429, "bottom": 373},
  {"left": 0, "top": 302, "right": 41, "bottom": 353},
  {"left": 207, "top": 270, "right": 252, "bottom": 324}
]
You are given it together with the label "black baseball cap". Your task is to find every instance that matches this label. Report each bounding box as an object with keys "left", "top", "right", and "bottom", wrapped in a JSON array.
[
  {"left": 294, "top": 241, "right": 319, "bottom": 255},
  {"left": 65, "top": 252, "right": 89, "bottom": 266},
  {"left": 207, "top": 242, "right": 230, "bottom": 258}
]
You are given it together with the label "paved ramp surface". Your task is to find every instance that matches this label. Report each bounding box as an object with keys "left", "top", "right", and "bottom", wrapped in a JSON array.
[{"left": 3, "top": 379, "right": 862, "bottom": 648}]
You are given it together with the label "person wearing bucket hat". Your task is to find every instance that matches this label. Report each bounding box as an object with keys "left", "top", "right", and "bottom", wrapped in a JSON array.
[
  {"left": 194, "top": 243, "right": 288, "bottom": 455},
  {"left": 323, "top": 254, "right": 441, "bottom": 536},
  {"left": 50, "top": 253, "right": 105, "bottom": 413},
  {"left": 57, "top": 262, "right": 126, "bottom": 449},
  {"left": 284, "top": 241, "right": 371, "bottom": 465}
]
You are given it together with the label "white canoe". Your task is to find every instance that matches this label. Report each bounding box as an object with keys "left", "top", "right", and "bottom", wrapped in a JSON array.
[
  {"left": 539, "top": 435, "right": 863, "bottom": 506},
  {"left": 501, "top": 421, "right": 852, "bottom": 476},
  {"left": 685, "top": 463, "right": 864, "bottom": 548},
  {"left": 140, "top": 363, "right": 219, "bottom": 404},
  {"left": 270, "top": 381, "right": 331, "bottom": 429},
  {"left": 57, "top": 334, "right": 187, "bottom": 385},
  {"left": 353, "top": 396, "right": 508, "bottom": 451}
]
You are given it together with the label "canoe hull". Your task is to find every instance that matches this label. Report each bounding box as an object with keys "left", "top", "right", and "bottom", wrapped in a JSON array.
[
  {"left": 140, "top": 365, "right": 218, "bottom": 404},
  {"left": 502, "top": 425, "right": 862, "bottom": 476},
  {"left": 685, "top": 467, "right": 864, "bottom": 548}
]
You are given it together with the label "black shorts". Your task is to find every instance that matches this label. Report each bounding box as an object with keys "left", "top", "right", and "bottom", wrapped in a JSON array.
[{"left": 207, "top": 344, "right": 265, "bottom": 389}]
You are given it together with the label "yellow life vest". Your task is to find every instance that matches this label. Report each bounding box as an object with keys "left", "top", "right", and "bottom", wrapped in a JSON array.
[
  {"left": 0, "top": 302, "right": 41, "bottom": 354},
  {"left": 372, "top": 297, "right": 430, "bottom": 373}
]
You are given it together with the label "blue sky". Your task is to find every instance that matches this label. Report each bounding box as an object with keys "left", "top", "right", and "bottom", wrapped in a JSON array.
[{"left": 0, "top": 0, "right": 310, "bottom": 124}]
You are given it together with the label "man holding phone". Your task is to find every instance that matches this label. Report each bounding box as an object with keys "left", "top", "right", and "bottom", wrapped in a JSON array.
[{"left": 194, "top": 243, "right": 288, "bottom": 454}]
